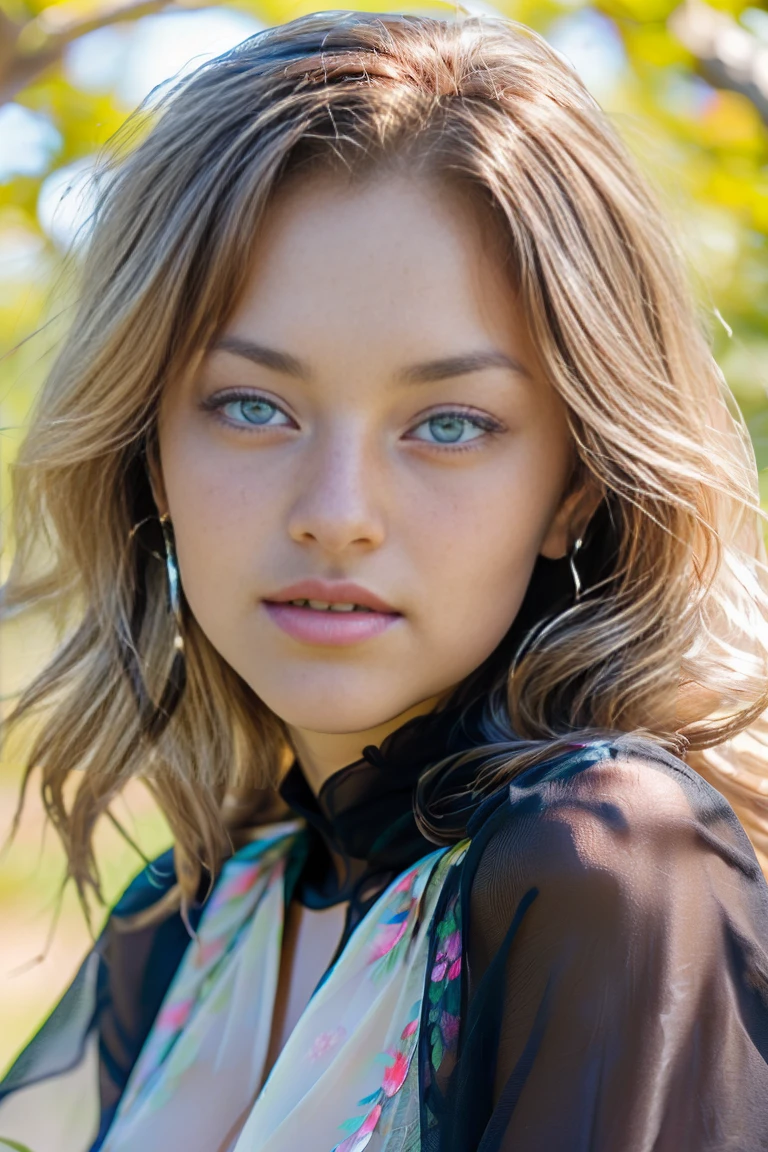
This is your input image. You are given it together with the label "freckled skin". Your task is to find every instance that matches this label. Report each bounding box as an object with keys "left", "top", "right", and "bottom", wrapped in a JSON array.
[{"left": 153, "top": 172, "right": 596, "bottom": 789}]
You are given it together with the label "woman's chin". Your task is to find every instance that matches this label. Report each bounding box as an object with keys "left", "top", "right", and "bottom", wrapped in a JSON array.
[{"left": 257, "top": 685, "right": 433, "bottom": 739}]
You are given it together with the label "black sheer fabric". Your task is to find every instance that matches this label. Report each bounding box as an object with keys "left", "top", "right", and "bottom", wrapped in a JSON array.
[
  {"left": 276, "top": 695, "right": 491, "bottom": 944},
  {"left": 419, "top": 738, "right": 768, "bottom": 1151},
  {"left": 0, "top": 847, "right": 208, "bottom": 1149}
]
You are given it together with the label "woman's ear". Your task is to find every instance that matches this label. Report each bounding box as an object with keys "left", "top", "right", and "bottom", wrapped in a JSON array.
[
  {"left": 145, "top": 434, "right": 170, "bottom": 518},
  {"left": 539, "top": 475, "right": 604, "bottom": 561}
]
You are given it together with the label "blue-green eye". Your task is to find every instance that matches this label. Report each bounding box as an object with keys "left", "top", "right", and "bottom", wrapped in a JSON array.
[
  {"left": 218, "top": 396, "right": 292, "bottom": 428},
  {"left": 409, "top": 410, "right": 499, "bottom": 446}
]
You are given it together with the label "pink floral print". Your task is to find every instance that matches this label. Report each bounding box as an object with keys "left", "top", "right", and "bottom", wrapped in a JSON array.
[
  {"left": 331, "top": 1005, "right": 421, "bottom": 1152},
  {"left": 307, "top": 1026, "right": 348, "bottom": 1062}
]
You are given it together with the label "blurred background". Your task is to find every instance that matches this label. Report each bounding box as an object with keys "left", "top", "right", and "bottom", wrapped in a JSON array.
[{"left": 1, "top": 0, "right": 767, "bottom": 1074}]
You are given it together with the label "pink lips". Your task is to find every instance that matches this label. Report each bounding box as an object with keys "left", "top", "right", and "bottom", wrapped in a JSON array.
[{"left": 262, "top": 578, "right": 402, "bottom": 647}]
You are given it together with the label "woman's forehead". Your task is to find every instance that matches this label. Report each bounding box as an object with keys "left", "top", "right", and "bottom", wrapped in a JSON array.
[{"left": 210, "top": 171, "right": 536, "bottom": 372}]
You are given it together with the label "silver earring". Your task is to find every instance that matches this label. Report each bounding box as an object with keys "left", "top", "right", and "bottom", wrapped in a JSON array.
[
  {"left": 159, "top": 513, "right": 185, "bottom": 651},
  {"left": 569, "top": 536, "right": 583, "bottom": 601},
  {"left": 121, "top": 511, "right": 187, "bottom": 741}
]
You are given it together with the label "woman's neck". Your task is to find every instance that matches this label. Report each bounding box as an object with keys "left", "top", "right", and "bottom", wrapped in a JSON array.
[{"left": 286, "top": 692, "right": 450, "bottom": 797}]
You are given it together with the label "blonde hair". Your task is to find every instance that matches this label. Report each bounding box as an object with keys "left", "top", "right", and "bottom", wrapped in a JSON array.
[{"left": 4, "top": 10, "right": 768, "bottom": 915}]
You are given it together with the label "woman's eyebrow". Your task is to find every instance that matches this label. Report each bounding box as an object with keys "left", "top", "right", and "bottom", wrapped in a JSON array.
[
  {"left": 211, "top": 335, "right": 531, "bottom": 384},
  {"left": 399, "top": 351, "right": 532, "bottom": 384}
]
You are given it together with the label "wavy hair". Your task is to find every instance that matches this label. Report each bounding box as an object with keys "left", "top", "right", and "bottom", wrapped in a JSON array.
[{"left": 4, "top": 9, "right": 768, "bottom": 916}]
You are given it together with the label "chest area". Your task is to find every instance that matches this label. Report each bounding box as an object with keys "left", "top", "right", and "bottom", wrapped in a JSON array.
[
  {"left": 262, "top": 898, "right": 349, "bottom": 1083},
  {"left": 106, "top": 834, "right": 468, "bottom": 1152},
  {"left": 232, "top": 846, "right": 451, "bottom": 1150}
]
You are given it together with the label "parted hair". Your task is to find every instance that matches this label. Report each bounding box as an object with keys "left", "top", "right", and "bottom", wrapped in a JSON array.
[{"left": 4, "top": 9, "right": 768, "bottom": 916}]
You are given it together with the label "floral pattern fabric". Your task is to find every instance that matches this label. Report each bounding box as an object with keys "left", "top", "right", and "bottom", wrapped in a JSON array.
[
  {"left": 0, "top": 819, "right": 468, "bottom": 1152},
  {"left": 5, "top": 738, "right": 768, "bottom": 1151}
]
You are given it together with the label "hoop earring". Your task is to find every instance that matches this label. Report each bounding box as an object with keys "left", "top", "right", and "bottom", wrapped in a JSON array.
[
  {"left": 569, "top": 536, "right": 584, "bottom": 601},
  {"left": 159, "top": 513, "right": 185, "bottom": 652},
  {"left": 121, "top": 513, "right": 187, "bottom": 741}
]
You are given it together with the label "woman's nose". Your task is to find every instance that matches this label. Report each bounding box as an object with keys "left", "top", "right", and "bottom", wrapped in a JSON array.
[{"left": 285, "top": 428, "right": 386, "bottom": 555}]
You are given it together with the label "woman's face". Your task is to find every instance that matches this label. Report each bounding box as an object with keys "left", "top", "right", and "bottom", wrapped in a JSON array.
[{"left": 154, "top": 171, "right": 581, "bottom": 741}]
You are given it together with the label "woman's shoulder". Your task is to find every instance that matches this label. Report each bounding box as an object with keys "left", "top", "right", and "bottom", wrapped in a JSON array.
[
  {"left": 458, "top": 736, "right": 766, "bottom": 942},
  {"left": 440, "top": 748, "right": 768, "bottom": 1150},
  {"left": 465, "top": 735, "right": 754, "bottom": 847}
]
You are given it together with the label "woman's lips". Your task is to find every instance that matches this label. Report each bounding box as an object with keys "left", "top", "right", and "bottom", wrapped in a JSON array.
[{"left": 262, "top": 601, "right": 402, "bottom": 646}]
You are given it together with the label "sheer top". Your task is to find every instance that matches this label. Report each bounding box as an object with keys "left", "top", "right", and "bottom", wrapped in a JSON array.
[{"left": 2, "top": 717, "right": 768, "bottom": 1151}]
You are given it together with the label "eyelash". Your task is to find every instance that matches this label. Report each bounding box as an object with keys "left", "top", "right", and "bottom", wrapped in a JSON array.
[{"left": 200, "top": 389, "right": 505, "bottom": 452}]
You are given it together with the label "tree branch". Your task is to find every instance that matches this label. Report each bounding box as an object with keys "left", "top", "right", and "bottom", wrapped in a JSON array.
[
  {"left": 668, "top": 0, "right": 768, "bottom": 127},
  {"left": 0, "top": 0, "right": 183, "bottom": 106}
]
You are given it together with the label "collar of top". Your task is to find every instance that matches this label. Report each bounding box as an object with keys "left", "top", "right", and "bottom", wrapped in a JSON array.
[{"left": 277, "top": 693, "right": 496, "bottom": 911}]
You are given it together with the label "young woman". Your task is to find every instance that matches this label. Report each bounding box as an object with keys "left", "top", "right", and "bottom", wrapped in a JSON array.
[{"left": 2, "top": 9, "right": 768, "bottom": 1150}]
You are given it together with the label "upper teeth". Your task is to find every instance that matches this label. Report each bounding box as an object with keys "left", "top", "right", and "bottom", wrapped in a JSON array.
[{"left": 287, "top": 599, "right": 373, "bottom": 612}]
